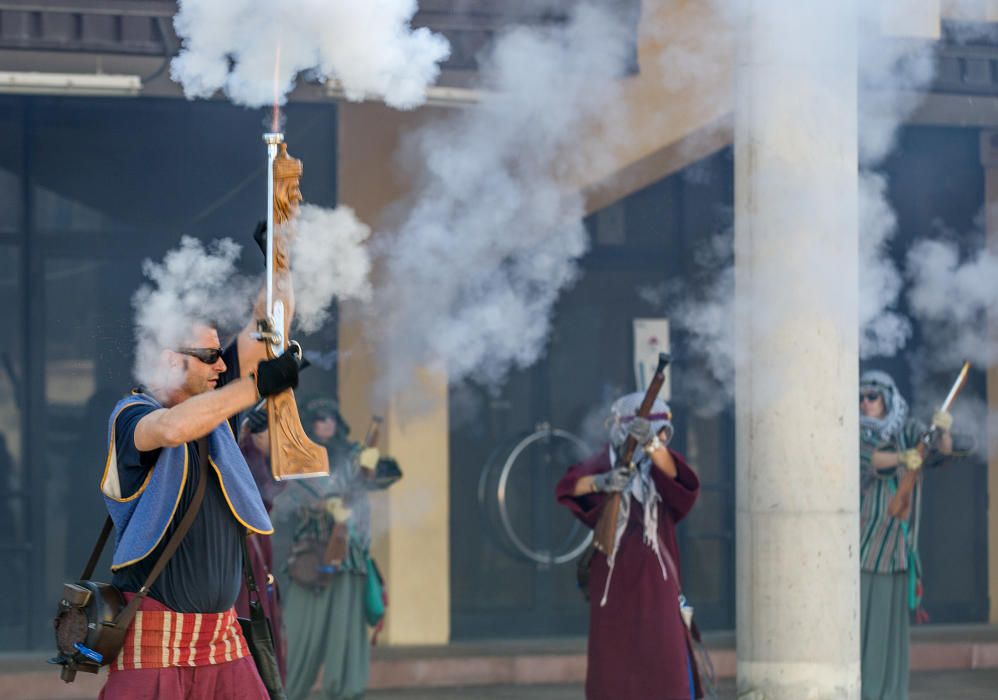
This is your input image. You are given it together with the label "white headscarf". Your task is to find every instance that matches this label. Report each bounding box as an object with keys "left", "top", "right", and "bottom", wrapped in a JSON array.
[{"left": 859, "top": 369, "right": 909, "bottom": 442}]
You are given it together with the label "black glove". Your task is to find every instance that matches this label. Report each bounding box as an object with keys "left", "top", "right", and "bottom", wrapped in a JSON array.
[
  {"left": 255, "top": 351, "right": 299, "bottom": 398},
  {"left": 253, "top": 219, "right": 267, "bottom": 258}
]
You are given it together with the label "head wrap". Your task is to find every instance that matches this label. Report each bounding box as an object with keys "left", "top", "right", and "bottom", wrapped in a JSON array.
[
  {"left": 301, "top": 397, "right": 351, "bottom": 440},
  {"left": 859, "top": 369, "right": 908, "bottom": 442},
  {"left": 607, "top": 392, "right": 674, "bottom": 448}
]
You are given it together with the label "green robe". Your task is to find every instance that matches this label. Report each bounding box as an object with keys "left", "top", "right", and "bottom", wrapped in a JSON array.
[{"left": 276, "top": 440, "right": 378, "bottom": 700}]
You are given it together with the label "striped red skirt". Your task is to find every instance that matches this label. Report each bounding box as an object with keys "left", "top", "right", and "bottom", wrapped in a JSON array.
[{"left": 98, "top": 594, "right": 268, "bottom": 700}]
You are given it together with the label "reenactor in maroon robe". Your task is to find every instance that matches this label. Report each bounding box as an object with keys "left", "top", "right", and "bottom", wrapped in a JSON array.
[{"left": 556, "top": 393, "right": 701, "bottom": 700}]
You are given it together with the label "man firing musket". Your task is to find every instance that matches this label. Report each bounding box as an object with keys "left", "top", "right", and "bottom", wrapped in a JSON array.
[
  {"left": 857, "top": 365, "right": 969, "bottom": 700},
  {"left": 53, "top": 133, "right": 327, "bottom": 698}
]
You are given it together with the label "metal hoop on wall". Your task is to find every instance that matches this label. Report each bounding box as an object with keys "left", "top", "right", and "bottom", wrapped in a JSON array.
[{"left": 478, "top": 424, "right": 592, "bottom": 566}]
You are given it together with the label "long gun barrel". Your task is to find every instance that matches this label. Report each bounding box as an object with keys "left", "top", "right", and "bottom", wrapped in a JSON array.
[
  {"left": 887, "top": 361, "right": 970, "bottom": 520},
  {"left": 593, "top": 352, "right": 671, "bottom": 556}
]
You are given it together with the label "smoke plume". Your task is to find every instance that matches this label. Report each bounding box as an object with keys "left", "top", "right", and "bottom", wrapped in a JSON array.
[
  {"left": 132, "top": 237, "right": 253, "bottom": 390},
  {"left": 171, "top": 0, "right": 450, "bottom": 110},
  {"left": 855, "top": 8, "right": 935, "bottom": 358},
  {"left": 370, "top": 4, "right": 634, "bottom": 393},
  {"left": 291, "top": 204, "right": 373, "bottom": 333},
  {"left": 858, "top": 171, "right": 912, "bottom": 357},
  {"left": 906, "top": 234, "right": 998, "bottom": 367}
]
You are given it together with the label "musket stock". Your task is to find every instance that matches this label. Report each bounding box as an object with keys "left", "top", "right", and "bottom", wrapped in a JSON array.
[
  {"left": 593, "top": 353, "right": 671, "bottom": 556},
  {"left": 260, "top": 135, "right": 329, "bottom": 480},
  {"left": 887, "top": 361, "right": 970, "bottom": 520}
]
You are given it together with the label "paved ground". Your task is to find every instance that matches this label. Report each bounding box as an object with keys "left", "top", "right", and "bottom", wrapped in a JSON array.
[{"left": 364, "top": 669, "right": 998, "bottom": 699}]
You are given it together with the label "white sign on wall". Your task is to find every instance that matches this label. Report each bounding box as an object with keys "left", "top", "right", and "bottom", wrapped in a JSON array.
[{"left": 633, "top": 318, "right": 671, "bottom": 400}]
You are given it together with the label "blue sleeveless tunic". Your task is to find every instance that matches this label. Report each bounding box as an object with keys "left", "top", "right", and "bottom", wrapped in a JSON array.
[{"left": 101, "top": 392, "right": 273, "bottom": 571}]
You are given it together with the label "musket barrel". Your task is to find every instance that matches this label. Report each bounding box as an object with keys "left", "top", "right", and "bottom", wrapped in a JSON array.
[
  {"left": 940, "top": 361, "right": 971, "bottom": 413},
  {"left": 263, "top": 132, "right": 284, "bottom": 318}
]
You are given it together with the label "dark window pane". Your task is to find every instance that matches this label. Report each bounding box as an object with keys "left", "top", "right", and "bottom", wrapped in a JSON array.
[
  {"left": 0, "top": 99, "right": 23, "bottom": 232},
  {"left": 0, "top": 244, "right": 25, "bottom": 647}
]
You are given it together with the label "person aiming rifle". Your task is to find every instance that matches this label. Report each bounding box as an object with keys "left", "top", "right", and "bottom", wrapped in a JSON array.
[
  {"left": 555, "top": 354, "right": 703, "bottom": 700},
  {"left": 858, "top": 366, "right": 967, "bottom": 700},
  {"left": 277, "top": 400, "right": 401, "bottom": 700}
]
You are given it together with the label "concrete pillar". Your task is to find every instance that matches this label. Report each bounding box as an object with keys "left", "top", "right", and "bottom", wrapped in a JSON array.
[
  {"left": 980, "top": 131, "right": 998, "bottom": 624},
  {"left": 337, "top": 102, "right": 451, "bottom": 644},
  {"left": 734, "top": 3, "right": 860, "bottom": 699}
]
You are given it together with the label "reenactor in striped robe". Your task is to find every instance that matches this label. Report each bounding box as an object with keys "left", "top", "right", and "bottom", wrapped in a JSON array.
[{"left": 858, "top": 370, "right": 954, "bottom": 700}]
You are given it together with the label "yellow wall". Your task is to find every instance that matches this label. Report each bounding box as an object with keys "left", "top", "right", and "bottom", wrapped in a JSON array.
[{"left": 337, "top": 101, "right": 451, "bottom": 644}]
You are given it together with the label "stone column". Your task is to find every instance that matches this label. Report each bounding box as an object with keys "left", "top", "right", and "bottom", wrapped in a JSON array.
[{"left": 734, "top": 3, "right": 860, "bottom": 699}]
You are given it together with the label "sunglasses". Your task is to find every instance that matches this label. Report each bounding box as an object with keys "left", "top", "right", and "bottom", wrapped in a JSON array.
[
  {"left": 859, "top": 392, "right": 880, "bottom": 403},
  {"left": 176, "top": 347, "right": 224, "bottom": 364}
]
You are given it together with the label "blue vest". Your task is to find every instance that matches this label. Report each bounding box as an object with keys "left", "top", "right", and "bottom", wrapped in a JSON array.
[{"left": 101, "top": 393, "right": 273, "bottom": 571}]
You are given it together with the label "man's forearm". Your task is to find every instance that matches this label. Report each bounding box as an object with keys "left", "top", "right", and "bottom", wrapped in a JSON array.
[
  {"left": 573, "top": 475, "right": 597, "bottom": 497},
  {"left": 650, "top": 447, "right": 678, "bottom": 479},
  {"left": 137, "top": 379, "right": 258, "bottom": 449},
  {"left": 871, "top": 449, "right": 900, "bottom": 472}
]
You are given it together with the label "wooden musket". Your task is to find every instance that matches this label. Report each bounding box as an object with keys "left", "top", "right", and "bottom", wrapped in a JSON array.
[
  {"left": 887, "top": 361, "right": 970, "bottom": 520},
  {"left": 259, "top": 134, "right": 329, "bottom": 480},
  {"left": 593, "top": 352, "right": 671, "bottom": 556}
]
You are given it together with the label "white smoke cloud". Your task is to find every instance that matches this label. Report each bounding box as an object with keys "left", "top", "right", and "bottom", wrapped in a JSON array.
[
  {"left": 858, "top": 171, "right": 912, "bottom": 357},
  {"left": 171, "top": 0, "right": 451, "bottom": 110},
  {"left": 854, "top": 8, "right": 935, "bottom": 358},
  {"left": 857, "top": 18, "right": 936, "bottom": 165},
  {"left": 370, "top": 5, "right": 634, "bottom": 393},
  {"left": 643, "top": 4, "right": 937, "bottom": 410},
  {"left": 667, "top": 224, "right": 737, "bottom": 415},
  {"left": 291, "top": 204, "right": 373, "bottom": 333},
  {"left": 131, "top": 208, "right": 373, "bottom": 391},
  {"left": 942, "top": 0, "right": 998, "bottom": 43},
  {"left": 906, "top": 235, "right": 998, "bottom": 367},
  {"left": 132, "top": 236, "right": 254, "bottom": 390}
]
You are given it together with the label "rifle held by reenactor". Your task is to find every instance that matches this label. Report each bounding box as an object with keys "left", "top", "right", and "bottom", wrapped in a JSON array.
[
  {"left": 593, "top": 352, "right": 671, "bottom": 556},
  {"left": 888, "top": 361, "right": 970, "bottom": 520}
]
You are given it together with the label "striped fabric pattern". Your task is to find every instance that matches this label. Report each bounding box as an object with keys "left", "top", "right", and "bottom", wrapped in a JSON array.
[
  {"left": 110, "top": 607, "right": 249, "bottom": 671},
  {"left": 859, "top": 419, "right": 925, "bottom": 573}
]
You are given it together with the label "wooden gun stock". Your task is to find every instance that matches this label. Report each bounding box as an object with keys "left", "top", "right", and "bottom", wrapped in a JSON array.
[
  {"left": 593, "top": 353, "right": 671, "bottom": 556},
  {"left": 887, "top": 361, "right": 970, "bottom": 520},
  {"left": 268, "top": 388, "right": 330, "bottom": 480},
  {"left": 887, "top": 440, "right": 929, "bottom": 520},
  {"left": 263, "top": 139, "right": 329, "bottom": 480}
]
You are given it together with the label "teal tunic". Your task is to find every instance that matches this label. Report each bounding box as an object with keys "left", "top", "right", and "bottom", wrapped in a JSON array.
[{"left": 277, "top": 439, "right": 386, "bottom": 700}]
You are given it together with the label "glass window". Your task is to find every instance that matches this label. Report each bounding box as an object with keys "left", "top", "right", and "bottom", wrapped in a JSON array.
[
  {"left": 0, "top": 98, "right": 22, "bottom": 233},
  {"left": 0, "top": 244, "right": 25, "bottom": 648}
]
